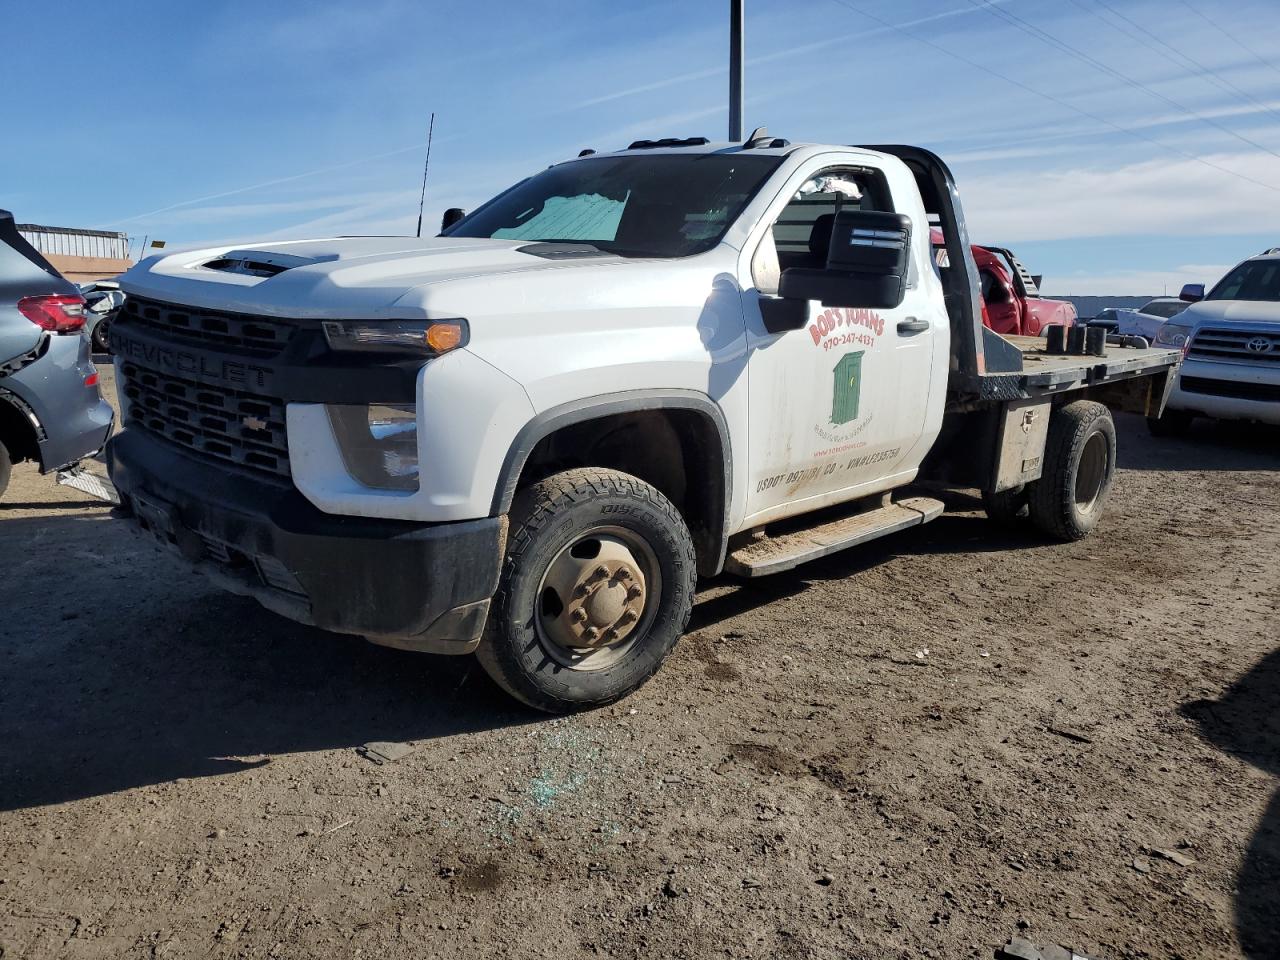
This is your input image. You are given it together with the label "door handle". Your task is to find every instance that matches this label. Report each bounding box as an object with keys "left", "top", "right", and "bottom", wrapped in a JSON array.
[{"left": 897, "top": 318, "right": 929, "bottom": 335}]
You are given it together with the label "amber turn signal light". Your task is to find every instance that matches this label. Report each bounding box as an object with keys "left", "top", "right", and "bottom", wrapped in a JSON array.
[{"left": 426, "top": 322, "right": 464, "bottom": 353}]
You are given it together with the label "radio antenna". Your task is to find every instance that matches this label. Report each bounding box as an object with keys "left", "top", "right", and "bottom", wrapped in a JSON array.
[{"left": 415, "top": 112, "right": 436, "bottom": 238}]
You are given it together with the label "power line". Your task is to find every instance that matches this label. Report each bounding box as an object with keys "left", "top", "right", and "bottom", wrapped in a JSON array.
[
  {"left": 1179, "top": 0, "right": 1280, "bottom": 83},
  {"left": 1075, "top": 0, "right": 1280, "bottom": 127},
  {"left": 822, "top": 0, "right": 1280, "bottom": 194},
  {"left": 967, "top": 0, "right": 1280, "bottom": 163}
]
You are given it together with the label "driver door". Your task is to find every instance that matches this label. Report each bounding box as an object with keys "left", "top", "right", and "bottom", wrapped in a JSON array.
[{"left": 739, "top": 162, "right": 937, "bottom": 527}]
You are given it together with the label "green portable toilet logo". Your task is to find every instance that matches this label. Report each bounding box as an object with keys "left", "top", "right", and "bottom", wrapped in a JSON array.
[{"left": 831, "top": 351, "right": 864, "bottom": 425}]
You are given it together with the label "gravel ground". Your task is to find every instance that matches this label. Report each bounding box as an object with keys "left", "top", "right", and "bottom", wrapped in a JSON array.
[{"left": 1, "top": 365, "right": 1277, "bottom": 960}]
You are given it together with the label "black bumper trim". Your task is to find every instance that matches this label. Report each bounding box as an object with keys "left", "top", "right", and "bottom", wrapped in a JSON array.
[{"left": 107, "top": 429, "right": 504, "bottom": 645}]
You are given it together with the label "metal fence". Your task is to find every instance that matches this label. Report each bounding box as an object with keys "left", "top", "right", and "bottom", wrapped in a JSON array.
[{"left": 15, "top": 223, "right": 129, "bottom": 260}]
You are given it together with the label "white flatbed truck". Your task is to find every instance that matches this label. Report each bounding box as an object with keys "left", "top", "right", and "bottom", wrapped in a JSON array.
[{"left": 108, "top": 137, "right": 1181, "bottom": 711}]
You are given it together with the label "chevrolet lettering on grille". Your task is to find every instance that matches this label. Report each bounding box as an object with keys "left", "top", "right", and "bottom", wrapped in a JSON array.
[{"left": 112, "top": 332, "right": 272, "bottom": 391}]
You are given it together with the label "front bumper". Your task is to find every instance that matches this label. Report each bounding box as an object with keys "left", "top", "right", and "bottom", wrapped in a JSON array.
[
  {"left": 1167, "top": 358, "right": 1280, "bottom": 426},
  {"left": 108, "top": 428, "right": 505, "bottom": 653}
]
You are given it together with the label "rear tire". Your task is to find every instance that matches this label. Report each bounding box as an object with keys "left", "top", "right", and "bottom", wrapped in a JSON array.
[
  {"left": 983, "top": 484, "right": 1029, "bottom": 526},
  {"left": 476, "top": 468, "right": 697, "bottom": 713},
  {"left": 1029, "top": 400, "right": 1117, "bottom": 541},
  {"left": 0, "top": 441, "right": 11, "bottom": 500},
  {"left": 91, "top": 318, "right": 111, "bottom": 354},
  {"left": 1147, "top": 410, "right": 1193, "bottom": 437}
]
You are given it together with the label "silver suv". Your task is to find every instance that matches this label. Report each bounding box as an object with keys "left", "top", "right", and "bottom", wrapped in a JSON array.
[
  {"left": 0, "top": 210, "right": 114, "bottom": 499},
  {"left": 1150, "top": 249, "right": 1280, "bottom": 435}
]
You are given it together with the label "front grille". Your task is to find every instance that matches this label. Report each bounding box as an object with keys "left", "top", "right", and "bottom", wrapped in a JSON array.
[
  {"left": 1181, "top": 376, "right": 1280, "bottom": 403},
  {"left": 122, "top": 296, "right": 297, "bottom": 357},
  {"left": 1187, "top": 328, "right": 1280, "bottom": 365},
  {"left": 121, "top": 361, "right": 290, "bottom": 477}
]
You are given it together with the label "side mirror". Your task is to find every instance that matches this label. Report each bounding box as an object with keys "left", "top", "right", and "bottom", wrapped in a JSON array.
[
  {"left": 779, "top": 209, "right": 911, "bottom": 310},
  {"left": 440, "top": 207, "right": 466, "bottom": 232},
  {"left": 1180, "top": 283, "right": 1205, "bottom": 303}
]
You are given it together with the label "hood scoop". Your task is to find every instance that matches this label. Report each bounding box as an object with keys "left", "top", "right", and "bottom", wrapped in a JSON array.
[
  {"left": 202, "top": 248, "right": 337, "bottom": 278},
  {"left": 517, "top": 242, "right": 615, "bottom": 260}
]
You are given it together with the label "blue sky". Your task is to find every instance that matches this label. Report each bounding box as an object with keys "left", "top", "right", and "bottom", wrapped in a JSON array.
[{"left": 3, "top": 0, "right": 1278, "bottom": 294}]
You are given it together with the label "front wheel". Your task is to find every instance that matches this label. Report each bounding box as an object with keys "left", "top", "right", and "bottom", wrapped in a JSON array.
[
  {"left": 476, "top": 468, "right": 697, "bottom": 713},
  {"left": 1028, "top": 400, "right": 1117, "bottom": 541}
]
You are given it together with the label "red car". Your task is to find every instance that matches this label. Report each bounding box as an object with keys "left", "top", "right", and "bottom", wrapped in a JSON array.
[{"left": 931, "top": 229, "right": 1076, "bottom": 337}]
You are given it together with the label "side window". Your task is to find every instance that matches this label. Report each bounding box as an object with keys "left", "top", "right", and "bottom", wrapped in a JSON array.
[
  {"left": 751, "top": 169, "right": 884, "bottom": 295},
  {"left": 980, "top": 269, "right": 1009, "bottom": 304}
]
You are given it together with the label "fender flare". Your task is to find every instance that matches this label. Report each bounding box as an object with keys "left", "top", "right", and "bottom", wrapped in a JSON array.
[
  {"left": 0, "top": 386, "right": 45, "bottom": 464},
  {"left": 490, "top": 389, "right": 733, "bottom": 575}
]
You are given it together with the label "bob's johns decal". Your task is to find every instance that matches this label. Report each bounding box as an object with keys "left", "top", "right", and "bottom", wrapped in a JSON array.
[{"left": 809, "top": 308, "right": 885, "bottom": 351}]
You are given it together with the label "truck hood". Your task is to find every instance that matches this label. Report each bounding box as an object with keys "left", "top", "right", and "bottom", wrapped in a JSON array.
[
  {"left": 1179, "top": 299, "right": 1280, "bottom": 327},
  {"left": 116, "top": 236, "right": 633, "bottom": 318}
]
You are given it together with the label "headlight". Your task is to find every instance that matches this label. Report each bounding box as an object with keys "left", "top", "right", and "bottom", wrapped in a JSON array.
[
  {"left": 326, "top": 403, "right": 419, "bottom": 490},
  {"left": 1154, "top": 322, "right": 1194, "bottom": 349},
  {"left": 322, "top": 319, "right": 467, "bottom": 356}
]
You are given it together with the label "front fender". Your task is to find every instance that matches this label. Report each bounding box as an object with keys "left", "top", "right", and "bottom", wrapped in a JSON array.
[{"left": 287, "top": 348, "right": 535, "bottom": 522}]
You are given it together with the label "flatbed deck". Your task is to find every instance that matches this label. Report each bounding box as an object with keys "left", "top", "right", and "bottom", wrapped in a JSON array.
[
  {"left": 1007, "top": 335, "right": 1182, "bottom": 389},
  {"left": 955, "top": 334, "right": 1182, "bottom": 405}
]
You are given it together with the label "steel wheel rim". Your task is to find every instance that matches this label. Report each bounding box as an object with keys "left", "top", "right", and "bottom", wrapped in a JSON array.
[
  {"left": 1075, "top": 432, "right": 1109, "bottom": 513},
  {"left": 534, "top": 526, "right": 661, "bottom": 671}
]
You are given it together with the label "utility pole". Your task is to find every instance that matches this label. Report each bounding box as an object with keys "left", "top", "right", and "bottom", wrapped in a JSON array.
[{"left": 729, "top": 0, "right": 744, "bottom": 141}]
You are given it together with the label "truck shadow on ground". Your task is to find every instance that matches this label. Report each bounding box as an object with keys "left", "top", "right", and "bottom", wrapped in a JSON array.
[
  {"left": 1181, "top": 648, "right": 1280, "bottom": 960},
  {"left": 1115, "top": 413, "right": 1280, "bottom": 473},
  {"left": 0, "top": 516, "right": 532, "bottom": 812}
]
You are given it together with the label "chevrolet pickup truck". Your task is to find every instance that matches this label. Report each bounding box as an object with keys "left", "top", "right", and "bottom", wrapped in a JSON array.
[
  {"left": 107, "top": 138, "right": 1180, "bottom": 712},
  {"left": 1147, "top": 249, "right": 1280, "bottom": 434}
]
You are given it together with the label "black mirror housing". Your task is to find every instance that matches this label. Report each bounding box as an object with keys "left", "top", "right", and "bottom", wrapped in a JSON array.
[
  {"left": 1180, "top": 282, "right": 1205, "bottom": 303},
  {"left": 440, "top": 207, "right": 467, "bottom": 232},
  {"left": 778, "top": 209, "right": 911, "bottom": 310}
]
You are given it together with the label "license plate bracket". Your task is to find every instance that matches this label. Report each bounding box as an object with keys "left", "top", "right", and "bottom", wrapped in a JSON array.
[{"left": 133, "top": 491, "right": 177, "bottom": 542}]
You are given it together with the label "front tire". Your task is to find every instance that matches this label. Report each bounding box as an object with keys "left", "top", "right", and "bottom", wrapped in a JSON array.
[
  {"left": 476, "top": 468, "right": 697, "bottom": 713},
  {"left": 1029, "top": 400, "right": 1117, "bottom": 541}
]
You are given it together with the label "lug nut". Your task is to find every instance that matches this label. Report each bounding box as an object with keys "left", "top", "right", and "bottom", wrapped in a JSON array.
[
  {"left": 570, "top": 608, "right": 588, "bottom": 624},
  {"left": 626, "top": 586, "right": 643, "bottom": 601},
  {"left": 618, "top": 610, "right": 638, "bottom": 625},
  {"left": 592, "top": 565, "right": 610, "bottom": 581},
  {"left": 613, "top": 568, "right": 632, "bottom": 582},
  {"left": 583, "top": 627, "right": 600, "bottom": 643},
  {"left": 602, "top": 629, "right": 618, "bottom": 643},
  {"left": 574, "top": 583, "right": 590, "bottom": 598}
]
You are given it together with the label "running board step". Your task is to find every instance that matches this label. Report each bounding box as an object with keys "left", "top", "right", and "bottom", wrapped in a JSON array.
[{"left": 724, "top": 496, "right": 944, "bottom": 578}]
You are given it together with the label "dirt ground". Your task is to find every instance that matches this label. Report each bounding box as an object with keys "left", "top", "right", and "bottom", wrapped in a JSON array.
[{"left": 1, "top": 364, "right": 1278, "bottom": 960}]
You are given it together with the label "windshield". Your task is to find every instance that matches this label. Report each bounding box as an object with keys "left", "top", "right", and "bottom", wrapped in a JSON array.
[
  {"left": 1139, "top": 300, "right": 1188, "bottom": 318},
  {"left": 444, "top": 154, "right": 783, "bottom": 258},
  {"left": 1207, "top": 260, "right": 1280, "bottom": 302}
]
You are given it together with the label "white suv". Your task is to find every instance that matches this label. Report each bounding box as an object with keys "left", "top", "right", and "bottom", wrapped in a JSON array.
[{"left": 1151, "top": 249, "right": 1280, "bottom": 434}]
